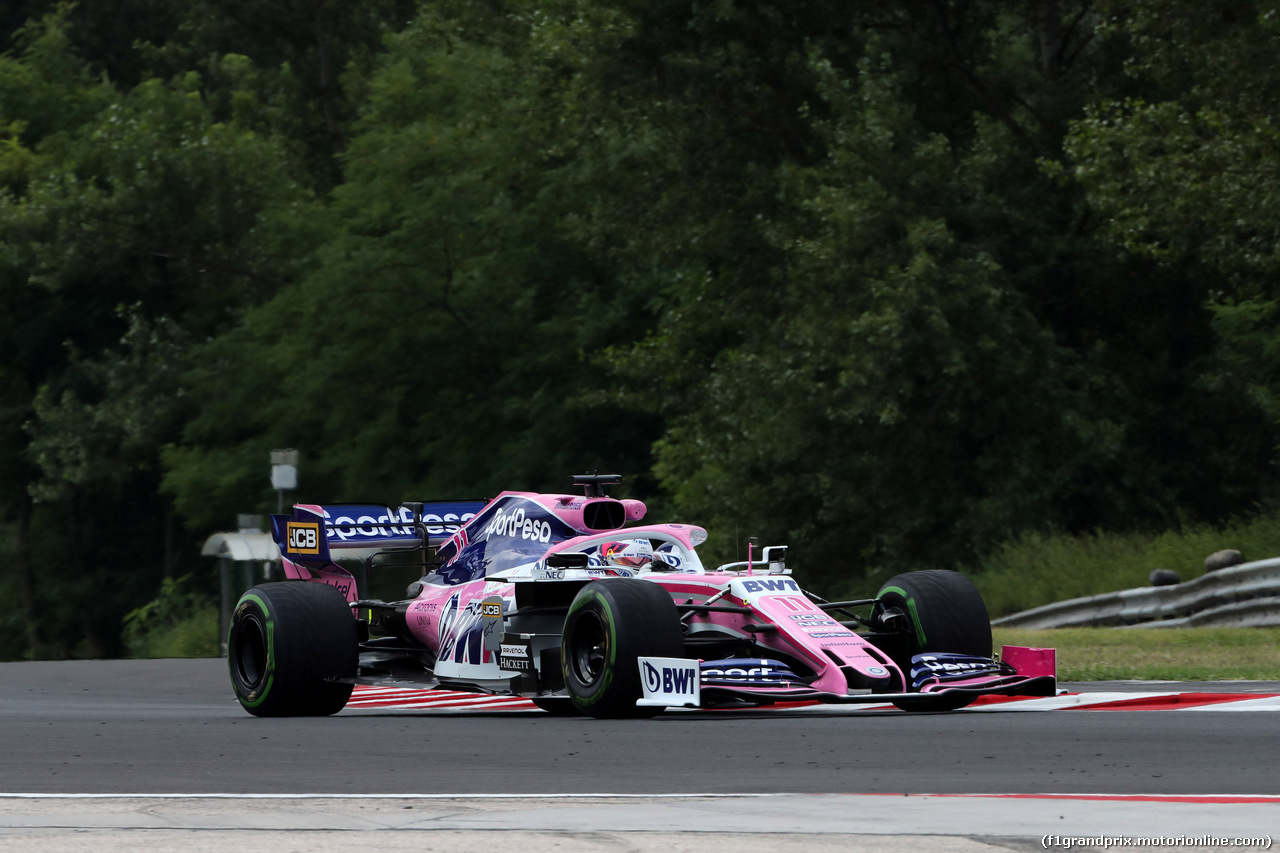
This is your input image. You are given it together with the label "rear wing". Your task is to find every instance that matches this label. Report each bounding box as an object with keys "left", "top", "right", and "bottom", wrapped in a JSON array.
[{"left": 271, "top": 501, "right": 486, "bottom": 565}]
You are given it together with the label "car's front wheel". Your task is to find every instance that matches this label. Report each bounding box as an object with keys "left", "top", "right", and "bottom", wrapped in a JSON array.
[
  {"left": 561, "top": 579, "right": 683, "bottom": 719},
  {"left": 228, "top": 581, "right": 357, "bottom": 717},
  {"left": 875, "top": 570, "right": 992, "bottom": 712}
]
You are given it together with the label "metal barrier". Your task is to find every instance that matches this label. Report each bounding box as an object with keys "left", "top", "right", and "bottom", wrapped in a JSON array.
[{"left": 992, "top": 558, "right": 1280, "bottom": 628}]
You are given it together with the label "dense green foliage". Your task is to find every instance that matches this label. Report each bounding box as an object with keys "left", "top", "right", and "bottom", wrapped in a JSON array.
[
  {"left": 5, "top": 1, "right": 1280, "bottom": 659},
  {"left": 121, "top": 574, "right": 219, "bottom": 658}
]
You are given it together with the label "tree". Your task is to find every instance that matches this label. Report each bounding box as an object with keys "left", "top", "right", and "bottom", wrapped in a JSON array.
[
  {"left": 1062, "top": 0, "right": 1280, "bottom": 520},
  {"left": 0, "top": 8, "right": 119, "bottom": 657},
  {"left": 163, "top": 3, "right": 664, "bottom": 532},
  {"left": 1064, "top": 1, "right": 1280, "bottom": 279},
  {"left": 0, "top": 10, "right": 312, "bottom": 656},
  {"left": 579, "top": 1, "right": 1279, "bottom": 583},
  {"left": 134, "top": 0, "right": 420, "bottom": 190}
]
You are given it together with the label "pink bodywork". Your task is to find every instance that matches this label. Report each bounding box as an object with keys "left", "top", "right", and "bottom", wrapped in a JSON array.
[
  {"left": 649, "top": 576, "right": 899, "bottom": 692},
  {"left": 280, "top": 556, "right": 359, "bottom": 602},
  {"left": 1000, "top": 645, "right": 1056, "bottom": 678}
]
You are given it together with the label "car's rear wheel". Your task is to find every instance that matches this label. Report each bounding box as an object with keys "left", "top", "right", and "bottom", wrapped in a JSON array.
[
  {"left": 228, "top": 581, "right": 357, "bottom": 717},
  {"left": 875, "top": 570, "right": 991, "bottom": 712},
  {"left": 561, "top": 579, "right": 683, "bottom": 719}
]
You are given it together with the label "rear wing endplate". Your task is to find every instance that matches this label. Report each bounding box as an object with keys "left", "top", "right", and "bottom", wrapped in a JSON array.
[{"left": 271, "top": 501, "right": 486, "bottom": 565}]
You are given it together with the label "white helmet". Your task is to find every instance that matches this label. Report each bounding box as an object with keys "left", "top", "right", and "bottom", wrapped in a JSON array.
[{"left": 599, "top": 539, "right": 654, "bottom": 570}]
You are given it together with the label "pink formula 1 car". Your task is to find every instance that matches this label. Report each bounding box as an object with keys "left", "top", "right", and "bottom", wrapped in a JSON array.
[{"left": 228, "top": 475, "right": 1055, "bottom": 718}]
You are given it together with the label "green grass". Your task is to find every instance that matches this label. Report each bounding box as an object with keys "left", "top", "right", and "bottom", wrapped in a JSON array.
[
  {"left": 971, "top": 514, "right": 1280, "bottom": 618},
  {"left": 995, "top": 627, "right": 1280, "bottom": 681},
  {"left": 122, "top": 575, "right": 221, "bottom": 659},
  {"left": 977, "top": 518, "right": 1280, "bottom": 680}
]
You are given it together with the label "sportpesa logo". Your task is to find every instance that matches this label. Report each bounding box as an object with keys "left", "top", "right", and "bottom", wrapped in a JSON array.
[{"left": 483, "top": 506, "right": 552, "bottom": 543}]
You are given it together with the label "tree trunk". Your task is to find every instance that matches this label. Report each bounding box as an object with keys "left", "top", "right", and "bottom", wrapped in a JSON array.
[
  {"left": 1036, "top": 0, "right": 1066, "bottom": 78},
  {"left": 163, "top": 495, "right": 177, "bottom": 581},
  {"left": 314, "top": 0, "right": 346, "bottom": 155},
  {"left": 13, "top": 489, "right": 42, "bottom": 656},
  {"left": 66, "top": 490, "right": 100, "bottom": 657}
]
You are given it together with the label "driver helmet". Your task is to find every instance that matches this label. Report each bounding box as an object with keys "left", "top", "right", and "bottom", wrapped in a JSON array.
[{"left": 599, "top": 539, "right": 654, "bottom": 570}]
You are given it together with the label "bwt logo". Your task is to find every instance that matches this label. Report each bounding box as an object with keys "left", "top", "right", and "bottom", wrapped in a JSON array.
[
  {"left": 287, "top": 523, "right": 320, "bottom": 553},
  {"left": 739, "top": 578, "right": 800, "bottom": 594},
  {"left": 643, "top": 661, "right": 697, "bottom": 695}
]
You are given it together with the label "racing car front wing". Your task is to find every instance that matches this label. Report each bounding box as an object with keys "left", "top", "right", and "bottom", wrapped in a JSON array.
[{"left": 636, "top": 645, "right": 1057, "bottom": 709}]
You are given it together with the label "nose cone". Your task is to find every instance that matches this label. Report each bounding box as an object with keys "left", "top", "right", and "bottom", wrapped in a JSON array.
[{"left": 840, "top": 662, "right": 896, "bottom": 692}]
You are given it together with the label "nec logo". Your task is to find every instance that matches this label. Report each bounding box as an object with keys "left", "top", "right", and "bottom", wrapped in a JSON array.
[
  {"left": 642, "top": 661, "right": 697, "bottom": 696},
  {"left": 287, "top": 523, "right": 321, "bottom": 554}
]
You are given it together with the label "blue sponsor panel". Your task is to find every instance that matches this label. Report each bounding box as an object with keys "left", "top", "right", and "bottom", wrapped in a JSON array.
[
  {"left": 699, "top": 658, "right": 801, "bottom": 686},
  {"left": 437, "top": 539, "right": 490, "bottom": 585},
  {"left": 909, "top": 653, "right": 1012, "bottom": 690},
  {"left": 271, "top": 501, "right": 484, "bottom": 565},
  {"left": 436, "top": 590, "right": 510, "bottom": 666},
  {"left": 323, "top": 502, "right": 483, "bottom": 545},
  {"left": 438, "top": 497, "right": 580, "bottom": 581}
]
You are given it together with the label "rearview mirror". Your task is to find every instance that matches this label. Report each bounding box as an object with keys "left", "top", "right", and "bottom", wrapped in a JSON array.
[{"left": 546, "top": 552, "right": 590, "bottom": 569}]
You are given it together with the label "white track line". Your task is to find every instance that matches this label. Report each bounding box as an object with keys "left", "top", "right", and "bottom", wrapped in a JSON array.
[
  {"left": 0, "top": 792, "right": 777, "bottom": 799},
  {"left": 1179, "top": 694, "right": 1280, "bottom": 710}
]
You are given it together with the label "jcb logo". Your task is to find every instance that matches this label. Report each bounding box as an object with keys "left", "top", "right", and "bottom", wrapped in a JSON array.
[{"left": 287, "top": 523, "right": 320, "bottom": 554}]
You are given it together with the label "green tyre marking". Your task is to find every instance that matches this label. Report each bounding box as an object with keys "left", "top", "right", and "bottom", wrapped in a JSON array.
[
  {"left": 881, "top": 586, "right": 926, "bottom": 647},
  {"left": 569, "top": 588, "right": 615, "bottom": 707},
  {"left": 597, "top": 591, "right": 616, "bottom": 701},
  {"left": 235, "top": 592, "right": 276, "bottom": 709},
  {"left": 603, "top": 592, "right": 618, "bottom": 666}
]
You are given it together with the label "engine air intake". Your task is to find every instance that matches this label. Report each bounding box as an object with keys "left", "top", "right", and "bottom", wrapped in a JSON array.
[{"left": 583, "top": 499, "right": 626, "bottom": 531}]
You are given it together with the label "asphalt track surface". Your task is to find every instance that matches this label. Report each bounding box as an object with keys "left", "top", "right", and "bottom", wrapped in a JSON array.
[
  {"left": 5, "top": 660, "right": 1280, "bottom": 852},
  {"left": 2, "top": 659, "right": 1279, "bottom": 796}
]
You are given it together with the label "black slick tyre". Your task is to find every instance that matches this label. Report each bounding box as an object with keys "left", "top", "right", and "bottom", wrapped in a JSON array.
[
  {"left": 228, "top": 581, "right": 358, "bottom": 717},
  {"left": 561, "top": 579, "right": 683, "bottom": 719},
  {"left": 876, "top": 569, "right": 992, "bottom": 712}
]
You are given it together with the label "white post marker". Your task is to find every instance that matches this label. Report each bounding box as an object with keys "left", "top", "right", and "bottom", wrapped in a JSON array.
[{"left": 270, "top": 448, "right": 299, "bottom": 514}]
